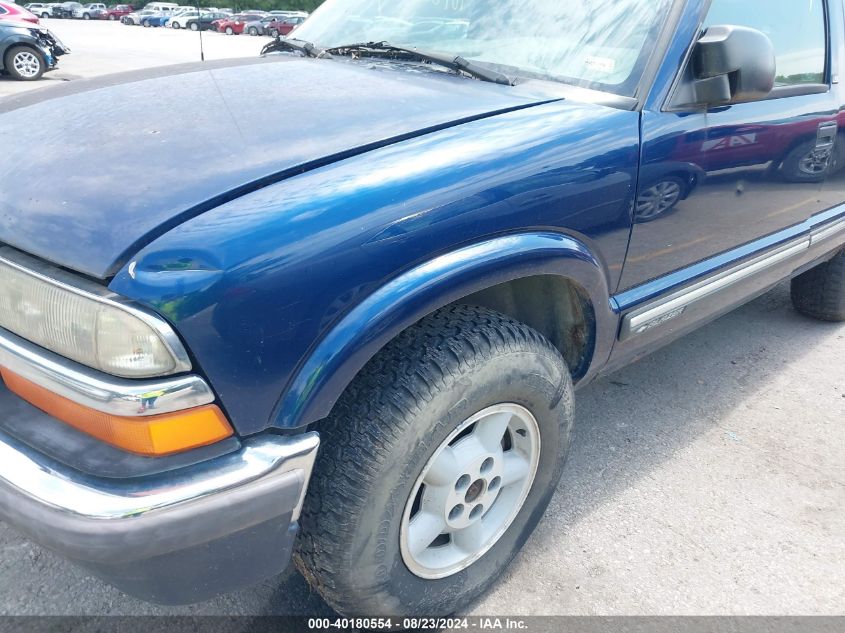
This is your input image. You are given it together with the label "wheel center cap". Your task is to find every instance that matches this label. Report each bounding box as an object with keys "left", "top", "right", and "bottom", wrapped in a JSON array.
[{"left": 464, "top": 478, "right": 486, "bottom": 503}]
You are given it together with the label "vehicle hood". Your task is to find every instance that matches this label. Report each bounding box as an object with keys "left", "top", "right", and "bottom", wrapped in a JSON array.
[{"left": 0, "top": 56, "right": 555, "bottom": 279}]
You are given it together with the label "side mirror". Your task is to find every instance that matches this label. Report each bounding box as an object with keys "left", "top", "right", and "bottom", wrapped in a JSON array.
[{"left": 691, "top": 25, "right": 776, "bottom": 106}]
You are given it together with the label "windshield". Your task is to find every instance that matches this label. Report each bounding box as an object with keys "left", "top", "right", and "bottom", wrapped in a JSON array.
[{"left": 294, "top": 0, "right": 673, "bottom": 95}]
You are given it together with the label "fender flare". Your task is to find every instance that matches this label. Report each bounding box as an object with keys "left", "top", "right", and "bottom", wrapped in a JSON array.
[{"left": 272, "top": 232, "right": 618, "bottom": 429}]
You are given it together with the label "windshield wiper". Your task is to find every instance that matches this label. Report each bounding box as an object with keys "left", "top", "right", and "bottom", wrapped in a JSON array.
[
  {"left": 260, "top": 37, "right": 326, "bottom": 59},
  {"left": 324, "top": 41, "right": 514, "bottom": 86}
]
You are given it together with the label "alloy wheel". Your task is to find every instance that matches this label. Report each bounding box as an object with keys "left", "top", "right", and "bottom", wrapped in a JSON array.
[
  {"left": 400, "top": 403, "right": 540, "bottom": 579},
  {"left": 12, "top": 50, "right": 42, "bottom": 79}
]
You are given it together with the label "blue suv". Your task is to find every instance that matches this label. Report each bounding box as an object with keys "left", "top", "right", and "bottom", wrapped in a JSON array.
[{"left": 0, "top": 0, "right": 843, "bottom": 617}]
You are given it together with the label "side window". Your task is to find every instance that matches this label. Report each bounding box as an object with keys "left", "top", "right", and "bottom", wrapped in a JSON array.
[{"left": 703, "top": 0, "right": 827, "bottom": 87}]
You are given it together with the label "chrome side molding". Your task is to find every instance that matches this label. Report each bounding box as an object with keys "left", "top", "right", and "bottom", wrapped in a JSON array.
[
  {"left": 0, "top": 328, "right": 215, "bottom": 418},
  {"left": 811, "top": 216, "right": 845, "bottom": 245},
  {"left": 620, "top": 238, "right": 810, "bottom": 340}
]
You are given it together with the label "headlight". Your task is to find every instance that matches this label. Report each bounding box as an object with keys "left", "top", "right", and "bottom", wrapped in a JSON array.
[{"left": 0, "top": 254, "right": 190, "bottom": 378}]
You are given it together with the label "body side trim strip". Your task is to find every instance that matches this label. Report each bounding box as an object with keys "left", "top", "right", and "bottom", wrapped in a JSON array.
[
  {"left": 811, "top": 216, "right": 845, "bottom": 244},
  {"left": 614, "top": 203, "right": 845, "bottom": 312},
  {"left": 620, "top": 239, "right": 809, "bottom": 340}
]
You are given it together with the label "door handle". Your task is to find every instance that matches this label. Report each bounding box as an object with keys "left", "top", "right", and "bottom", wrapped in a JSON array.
[{"left": 817, "top": 121, "right": 838, "bottom": 150}]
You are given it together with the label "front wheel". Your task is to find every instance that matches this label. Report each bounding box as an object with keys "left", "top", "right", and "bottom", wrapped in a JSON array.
[
  {"left": 171, "top": 20, "right": 180, "bottom": 29},
  {"left": 295, "top": 305, "right": 574, "bottom": 616},
  {"left": 4, "top": 46, "right": 45, "bottom": 81},
  {"left": 268, "top": 28, "right": 278, "bottom": 37},
  {"left": 225, "top": 26, "right": 233, "bottom": 34},
  {"left": 82, "top": 12, "right": 90, "bottom": 19},
  {"left": 248, "top": 26, "right": 258, "bottom": 35},
  {"left": 108, "top": 13, "right": 115, "bottom": 19}
]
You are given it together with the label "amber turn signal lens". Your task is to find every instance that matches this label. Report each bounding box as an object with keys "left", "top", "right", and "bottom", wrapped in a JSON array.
[{"left": 1, "top": 368, "right": 233, "bottom": 456}]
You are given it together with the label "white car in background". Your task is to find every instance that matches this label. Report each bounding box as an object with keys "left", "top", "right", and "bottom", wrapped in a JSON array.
[
  {"left": 168, "top": 9, "right": 199, "bottom": 28},
  {"left": 23, "top": 3, "right": 56, "bottom": 17}
]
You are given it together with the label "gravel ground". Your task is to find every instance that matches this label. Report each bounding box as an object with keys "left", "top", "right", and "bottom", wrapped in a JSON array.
[
  {"left": 0, "top": 282, "right": 843, "bottom": 615},
  {"left": 0, "top": 18, "right": 843, "bottom": 617}
]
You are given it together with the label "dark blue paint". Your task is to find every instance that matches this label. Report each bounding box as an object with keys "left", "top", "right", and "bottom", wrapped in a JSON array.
[
  {"left": 274, "top": 233, "right": 615, "bottom": 429},
  {"left": 5, "top": 0, "right": 845, "bottom": 440},
  {"left": 614, "top": 203, "right": 845, "bottom": 313},
  {"left": 0, "top": 56, "right": 560, "bottom": 279},
  {"left": 111, "top": 100, "right": 640, "bottom": 435}
]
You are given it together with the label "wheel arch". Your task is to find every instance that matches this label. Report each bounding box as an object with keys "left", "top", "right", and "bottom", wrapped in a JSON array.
[{"left": 272, "top": 232, "right": 617, "bottom": 430}]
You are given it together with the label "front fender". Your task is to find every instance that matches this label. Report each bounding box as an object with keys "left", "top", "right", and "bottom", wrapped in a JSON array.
[{"left": 274, "top": 232, "right": 617, "bottom": 430}]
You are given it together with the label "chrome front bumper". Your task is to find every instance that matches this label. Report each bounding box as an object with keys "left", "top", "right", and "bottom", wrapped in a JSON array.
[{"left": 0, "top": 427, "right": 319, "bottom": 603}]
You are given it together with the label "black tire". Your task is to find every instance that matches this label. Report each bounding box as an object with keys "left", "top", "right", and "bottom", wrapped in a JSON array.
[
  {"left": 189, "top": 21, "right": 198, "bottom": 30},
  {"left": 791, "top": 248, "right": 845, "bottom": 321},
  {"left": 295, "top": 305, "right": 574, "bottom": 616},
  {"left": 780, "top": 139, "right": 833, "bottom": 183},
  {"left": 143, "top": 20, "right": 151, "bottom": 27},
  {"left": 41, "top": 12, "right": 50, "bottom": 18},
  {"left": 82, "top": 12, "right": 90, "bottom": 19},
  {"left": 248, "top": 26, "right": 258, "bottom": 35},
  {"left": 4, "top": 45, "right": 45, "bottom": 81},
  {"left": 108, "top": 13, "right": 116, "bottom": 20},
  {"left": 171, "top": 20, "right": 180, "bottom": 29},
  {"left": 268, "top": 28, "right": 278, "bottom": 37}
]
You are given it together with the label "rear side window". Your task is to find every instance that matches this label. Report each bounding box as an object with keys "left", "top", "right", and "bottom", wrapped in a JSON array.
[{"left": 703, "top": 0, "right": 827, "bottom": 86}]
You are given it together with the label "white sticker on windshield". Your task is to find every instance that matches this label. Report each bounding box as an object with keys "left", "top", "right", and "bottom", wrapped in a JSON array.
[{"left": 584, "top": 56, "right": 616, "bottom": 73}]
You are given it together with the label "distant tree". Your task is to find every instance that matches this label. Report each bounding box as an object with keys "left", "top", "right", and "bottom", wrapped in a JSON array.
[{"left": 229, "top": 0, "right": 323, "bottom": 11}]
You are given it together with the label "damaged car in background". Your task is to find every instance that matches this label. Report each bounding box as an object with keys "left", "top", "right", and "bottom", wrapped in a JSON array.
[{"left": 0, "top": 19, "right": 67, "bottom": 80}]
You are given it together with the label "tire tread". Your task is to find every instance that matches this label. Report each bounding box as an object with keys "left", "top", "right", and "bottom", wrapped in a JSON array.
[{"left": 294, "top": 305, "right": 566, "bottom": 614}]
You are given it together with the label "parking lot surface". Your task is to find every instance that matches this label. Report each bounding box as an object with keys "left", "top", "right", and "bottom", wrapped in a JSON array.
[
  {"left": 0, "top": 19, "right": 265, "bottom": 99},
  {"left": 1, "top": 19, "right": 844, "bottom": 617}
]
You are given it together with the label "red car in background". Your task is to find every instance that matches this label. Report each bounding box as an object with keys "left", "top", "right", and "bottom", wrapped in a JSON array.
[
  {"left": 216, "top": 14, "right": 253, "bottom": 35},
  {"left": 0, "top": 1, "right": 39, "bottom": 24},
  {"left": 265, "top": 15, "right": 304, "bottom": 37},
  {"left": 104, "top": 4, "right": 135, "bottom": 21}
]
